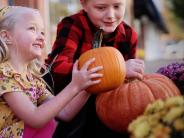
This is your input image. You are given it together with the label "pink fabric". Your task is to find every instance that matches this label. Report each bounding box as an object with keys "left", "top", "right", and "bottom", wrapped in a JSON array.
[{"left": 23, "top": 119, "right": 57, "bottom": 138}]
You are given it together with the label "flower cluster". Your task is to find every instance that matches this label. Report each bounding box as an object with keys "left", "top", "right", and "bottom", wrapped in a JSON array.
[
  {"left": 128, "top": 96, "right": 184, "bottom": 138},
  {"left": 157, "top": 62, "right": 184, "bottom": 95}
]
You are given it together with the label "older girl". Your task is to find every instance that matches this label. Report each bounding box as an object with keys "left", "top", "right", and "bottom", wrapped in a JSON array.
[{"left": 46, "top": 0, "right": 145, "bottom": 138}]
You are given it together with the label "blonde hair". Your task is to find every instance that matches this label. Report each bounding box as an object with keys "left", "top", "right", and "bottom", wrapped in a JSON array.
[{"left": 0, "top": 6, "right": 47, "bottom": 77}]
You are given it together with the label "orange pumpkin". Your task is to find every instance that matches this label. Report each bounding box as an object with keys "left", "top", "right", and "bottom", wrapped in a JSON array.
[
  {"left": 96, "top": 73, "right": 181, "bottom": 132},
  {"left": 78, "top": 47, "right": 126, "bottom": 94}
]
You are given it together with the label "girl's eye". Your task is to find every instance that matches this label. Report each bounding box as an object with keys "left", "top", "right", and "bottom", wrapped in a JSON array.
[
  {"left": 96, "top": 6, "right": 106, "bottom": 11},
  {"left": 114, "top": 5, "right": 119, "bottom": 9},
  {"left": 28, "top": 26, "right": 36, "bottom": 31}
]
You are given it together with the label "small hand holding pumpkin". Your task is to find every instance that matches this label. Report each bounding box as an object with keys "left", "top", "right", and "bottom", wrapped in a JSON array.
[
  {"left": 125, "top": 59, "right": 145, "bottom": 80},
  {"left": 71, "top": 58, "right": 103, "bottom": 91}
]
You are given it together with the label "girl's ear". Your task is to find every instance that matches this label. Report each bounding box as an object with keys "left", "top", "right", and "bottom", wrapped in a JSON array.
[{"left": 0, "top": 30, "right": 12, "bottom": 45}]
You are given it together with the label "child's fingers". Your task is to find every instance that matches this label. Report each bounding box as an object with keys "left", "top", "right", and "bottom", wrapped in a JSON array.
[
  {"left": 134, "top": 70, "right": 144, "bottom": 80},
  {"left": 81, "top": 58, "right": 95, "bottom": 70},
  {"left": 134, "top": 59, "right": 144, "bottom": 64},
  {"left": 89, "top": 73, "right": 103, "bottom": 79},
  {"left": 86, "top": 79, "right": 102, "bottom": 87},
  {"left": 88, "top": 66, "right": 103, "bottom": 74},
  {"left": 90, "top": 79, "right": 102, "bottom": 85},
  {"left": 135, "top": 59, "right": 145, "bottom": 68},
  {"left": 73, "top": 60, "right": 79, "bottom": 71},
  {"left": 135, "top": 72, "right": 143, "bottom": 80},
  {"left": 134, "top": 66, "right": 144, "bottom": 75}
]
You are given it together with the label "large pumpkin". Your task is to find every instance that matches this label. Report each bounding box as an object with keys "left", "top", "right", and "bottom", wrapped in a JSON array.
[
  {"left": 78, "top": 29, "right": 126, "bottom": 94},
  {"left": 78, "top": 47, "right": 126, "bottom": 94},
  {"left": 96, "top": 73, "right": 181, "bottom": 132}
]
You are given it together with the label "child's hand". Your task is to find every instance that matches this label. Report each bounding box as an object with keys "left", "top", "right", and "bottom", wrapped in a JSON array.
[
  {"left": 71, "top": 58, "right": 103, "bottom": 91},
  {"left": 125, "top": 59, "right": 145, "bottom": 80}
]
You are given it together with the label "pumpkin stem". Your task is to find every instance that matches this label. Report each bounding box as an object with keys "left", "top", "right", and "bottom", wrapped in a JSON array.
[
  {"left": 92, "top": 29, "right": 103, "bottom": 49},
  {"left": 125, "top": 77, "right": 143, "bottom": 83}
]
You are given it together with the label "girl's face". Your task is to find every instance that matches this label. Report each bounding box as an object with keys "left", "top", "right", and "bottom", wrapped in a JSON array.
[
  {"left": 10, "top": 11, "right": 45, "bottom": 61},
  {"left": 82, "top": 0, "right": 126, "bottom": 33}
]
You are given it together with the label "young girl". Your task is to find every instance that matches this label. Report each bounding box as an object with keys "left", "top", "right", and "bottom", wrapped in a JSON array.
[
  {"left": 46, "top": 0, "right": 145, "bottom": 138},
  {"left": 0, "top": 6, "right": 103, "bottom": 138},
  {"left": 46, "top": 0, "right": 144, "bottom": 138}
]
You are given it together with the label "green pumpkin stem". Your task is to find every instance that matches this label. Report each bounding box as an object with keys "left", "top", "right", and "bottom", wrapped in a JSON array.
[{"left": 92, "top": 29, "right": 103, "bottom": 49}]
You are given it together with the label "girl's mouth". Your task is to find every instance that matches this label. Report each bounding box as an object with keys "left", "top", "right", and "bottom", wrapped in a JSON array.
[
  {"left": 103, "top": 21, "right": 115, "bottom": 26},
  {"left": 33, "top": 43, "right": 43, "bottom": 49}
]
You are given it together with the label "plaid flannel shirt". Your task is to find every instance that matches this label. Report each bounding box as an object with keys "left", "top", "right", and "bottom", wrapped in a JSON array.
[{"left": 46, "top": 10, "right": 138, "bottom": 93}]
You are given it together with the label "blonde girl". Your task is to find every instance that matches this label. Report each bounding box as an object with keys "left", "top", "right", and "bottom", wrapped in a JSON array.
[{"left": 0, "top": 6, "right": 102, "bottom": 138}]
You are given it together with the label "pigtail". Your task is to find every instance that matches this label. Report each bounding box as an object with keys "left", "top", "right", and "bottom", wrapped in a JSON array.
[
  {"left": 0, "top": 37, "right": 9, "bottom": 63},
  {"left": 28, "top": 59, "right": 51, "bottom": 81},
  {"left": 0, "top": 6, "right": 11, "bottom": 63},
  {"left": 28, "top": 59, "right": 55, "bottom": 93}
]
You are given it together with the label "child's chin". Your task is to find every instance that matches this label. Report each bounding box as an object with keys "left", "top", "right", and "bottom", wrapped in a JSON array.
[
  {"left": 33, "top": 54, "right": 42, "bottom": 59},
  {"left": 103, "top": 28, "right": 116, "bottom": 34},
  {"left": 103, "top": 26, "right": 116, "bottom": 33}
]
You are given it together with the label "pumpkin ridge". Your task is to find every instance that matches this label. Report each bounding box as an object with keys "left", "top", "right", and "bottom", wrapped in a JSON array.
[
  {"left": 152, "top": 74, "right": 180, "bottom": 96},
  {"left": 142, "top": 74, "right": 180, "bottom": 99},
  {"left": 142, "top": 78, "right": 167, "bottom": 100},
  {"left": 113, "top": 48, "right": 125, "bottom": 86},
  {"left": 111, "top": 48, "right": 120, "bottom": 86},
  {"left": 155, "top": 79, "right": 175, "bottom": 97},
  {"left": 128, "top": 81, "right": 154, "bottom": 116},
  {"left": 147, "top": 75, "right": 178, "bottom": 96},
  {"left": 95, "top": 49, "right": 103, "bottom": 91},
  {"left": 103, "top": 48, "right": 112, "bottom": 90}
]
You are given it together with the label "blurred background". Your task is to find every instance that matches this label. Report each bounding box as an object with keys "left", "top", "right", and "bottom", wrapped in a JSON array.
[{"left": 0, "top": 0, "right": 184, "bottom": 72}]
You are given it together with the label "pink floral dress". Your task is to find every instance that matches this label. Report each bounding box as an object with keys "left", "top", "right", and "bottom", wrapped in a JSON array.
[{"left": 0, "top": 62, "right": 56, "bottom": 138}]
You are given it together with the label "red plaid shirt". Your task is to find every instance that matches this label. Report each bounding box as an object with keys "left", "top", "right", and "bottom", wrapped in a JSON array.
[{"left": 46, "top": 10, "right": 138, "bottom": 92}]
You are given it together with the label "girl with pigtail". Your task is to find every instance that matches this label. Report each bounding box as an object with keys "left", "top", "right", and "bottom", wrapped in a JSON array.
[{"left": 0, "top": 6, "right": 102, "bottom": 138}]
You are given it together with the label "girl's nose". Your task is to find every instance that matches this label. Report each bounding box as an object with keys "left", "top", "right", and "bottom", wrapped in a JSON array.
[
  {"left": 37, "top": 33, "right": 45, "bottom": 48},
  {"left": 37, "top": 32, "right": 45, "bottom": 42},
  {"left": 106, "top": 8, "right": 115, "bottom": 20}
]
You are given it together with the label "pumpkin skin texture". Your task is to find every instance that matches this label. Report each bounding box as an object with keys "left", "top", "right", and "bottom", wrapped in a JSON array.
[
  {"left": 78, "top": 47, "right": 126, "bottom": 94},
  {"left": 95, "top": 73, "right": 181, "bottom": 133}
]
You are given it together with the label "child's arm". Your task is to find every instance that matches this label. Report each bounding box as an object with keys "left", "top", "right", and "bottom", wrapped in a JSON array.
[
  {"left": 56, "top": 90, "right": 90, "bottom": 121},
  {"left": 123, "top": 25, "right": 145, "bottom": 80},
  {"left": 44, "top": 90, "right": 91, "bottom": 122},
  {"left": 3, "top": 59, "right": 102, "bottom": 128}
]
